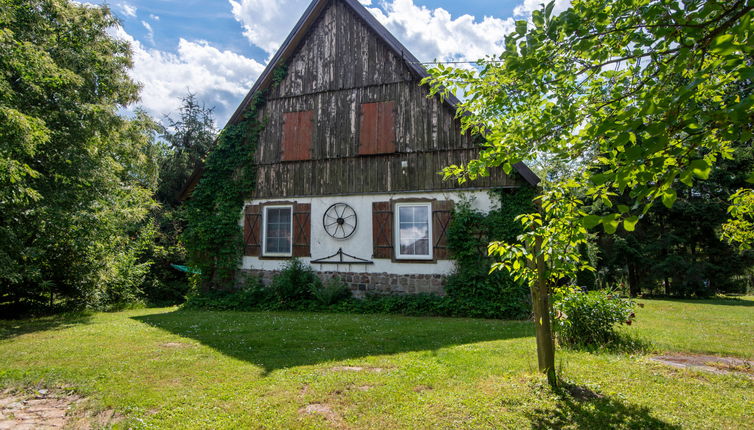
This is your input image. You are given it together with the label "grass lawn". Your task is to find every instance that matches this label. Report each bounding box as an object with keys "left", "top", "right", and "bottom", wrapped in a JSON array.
[{"left": 0, "top": 297, "right": 752, "bottom": 429}]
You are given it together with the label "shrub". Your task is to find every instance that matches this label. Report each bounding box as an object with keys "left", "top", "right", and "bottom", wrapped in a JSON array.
[
  {"left": 311, "top": 276, "right": 352, "bottom": 306},
  {"left": 270, "top": 259, "right": 319, "bottom": 308},
  {"left": 183, "top": 276, "right": 270, "bottom": 311},
  {"left": 552, "top": 288, "right": 636, "bottom": 347}
]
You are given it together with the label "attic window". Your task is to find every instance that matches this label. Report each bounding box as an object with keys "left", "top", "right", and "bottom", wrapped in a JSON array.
[
  {"left": 281, "top": 110, "right": 314, "bottom": 161},
  {"left": 359, "top": 101, "right": 396, "bottom": 155}
]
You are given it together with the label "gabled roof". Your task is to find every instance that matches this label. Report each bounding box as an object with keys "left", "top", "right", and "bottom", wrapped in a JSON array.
[
  {"left": 224, "top": 0, "right": 464, "bottom": 129},
  {"left": 180, "top": 0, "right": 538, "bottom": 201}
]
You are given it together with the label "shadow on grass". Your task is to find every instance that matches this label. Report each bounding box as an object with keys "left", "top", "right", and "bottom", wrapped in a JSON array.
[
  {"left": 0, "top": 312, "right": 93, "bottom": 341},
  {"left": 528, "top": 382, "right": 681, "bottom": 429},
  {"left": 132, "top": 309, "right": 532, "bottom": 374}
]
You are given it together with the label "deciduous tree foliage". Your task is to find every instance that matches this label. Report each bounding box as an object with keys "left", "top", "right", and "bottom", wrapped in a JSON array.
[
  {"left": 596, "top": 142, "right": 754, "bottom": 296},
  {"left": 0, "top": 0, "right": 159, "bottom": 312},
  {"left": 424, "top": 0, "right": 753, "bottom": 383}
]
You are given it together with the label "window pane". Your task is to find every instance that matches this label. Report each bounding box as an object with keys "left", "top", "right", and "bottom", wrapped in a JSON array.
[
  {"left": 397, "top": 205, "right": 430, "bottom": 257},
  {"left": 265, "top": 207, "right": 292, "bottom": 254}
]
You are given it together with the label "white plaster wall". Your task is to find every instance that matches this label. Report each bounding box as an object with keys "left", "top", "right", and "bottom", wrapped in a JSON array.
[{"left": 240, "top": 190, "right": 499, "bottom": 275}]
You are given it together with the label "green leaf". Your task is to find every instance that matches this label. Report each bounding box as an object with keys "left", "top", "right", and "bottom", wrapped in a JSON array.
[
  {"left": 623, "top": 216, "right": 639, "bottom": 232},
  {"left": 618, "top": 205, "right": 629, "bottom": 214},
  {"left": 662, "top": 189, "right": 677, "bottom": 208},
  {"left": 581, "top": 215, "right": 601, "bottom": 229},
  {"left": 690, "top": 159, "right": 711, "bottom": 180},
  {"left": 590, "top": 173, "right": 610, "bottom": 186},
  {"left": 680, "top": 169, "right": 694, "bottom": 187},
  {"left": 602, "top": 214, "right": 619, "bottom": 234},
  {"left": 515, "top": 20, "right": 528, "bottom": 36}
]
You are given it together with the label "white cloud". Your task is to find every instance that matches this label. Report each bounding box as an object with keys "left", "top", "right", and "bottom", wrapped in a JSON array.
[
  {"left": 228, "top": 0, "right": 516, "bottom": 62},
  {"left": 368, "top": 0, "right": 515, "bottom": 62},
  {"left": 149, "top": 14, "right": 160, "bottom": 21},
  {"left": 117, "top": 2, "right": 137, "bottom": 18},
  {"left": 229, "top": 0, "right": 311, "bottom": 55},
  {"left": 513, "top": 0, "right": 570, "bottom": 17},
  {"left": 111, "top": 26, "right": 266, "bottom": 126},
  {"left": 141, "top": 20, "right": 154, "bottom": 45}
]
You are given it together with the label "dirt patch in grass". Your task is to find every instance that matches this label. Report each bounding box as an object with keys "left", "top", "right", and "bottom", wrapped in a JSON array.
[
  {"left": 0, "top": 389, "right": 120, "bottom": 429},
  {"left": 562, "top": 383, "right": 604, "bottom": 401},
  {"left": 412, "top": 385, "right": 433, "bottom": 393},
  {"left": 299, "top": 403, "right": 348, "bottom": 429},
  {"left": 159, "top": 342, "right": 192, "bottom": 348},
  {"left": 330, "top": 366, "right": 386, "bottom": 373},
  {"left": 651, "top": 353, "right": 754, "bottom": 376}
]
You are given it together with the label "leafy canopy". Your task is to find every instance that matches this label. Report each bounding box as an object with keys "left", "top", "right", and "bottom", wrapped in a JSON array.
[
  {"left": 0, "top": 0, "right": 160, "bottom": 310},
  {"left": 425, "top": 0, "right": 753, "bottom": 282}
]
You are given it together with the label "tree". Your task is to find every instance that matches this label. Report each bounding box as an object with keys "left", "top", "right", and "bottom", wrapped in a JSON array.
[
  {"left": 157, "top": 92, "right": 216, "bottom": 206},
  {"left": 597, "top": 144, "right": 754, "bottom": 296},
  {"left": 424, "top": 0, "right": 753, "bottom": 384},
  {"left": 140, "top": 93, "right": 217, "bottom": 304},
  {"left": 0, "top": 0, "right": 159, "bottom": 312}
]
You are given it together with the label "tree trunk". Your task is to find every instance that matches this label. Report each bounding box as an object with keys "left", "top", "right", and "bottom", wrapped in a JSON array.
[
  {"left": 627, "top": 262, "right": 640, "bottom": 297},
  {"left": 532, "top": 235, "right": 557, "bottom": 387}
]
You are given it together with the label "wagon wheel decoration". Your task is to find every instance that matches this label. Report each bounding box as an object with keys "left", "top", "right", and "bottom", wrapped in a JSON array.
[{"left": 323, "top": 203, "right": 357, "bottom": 239}]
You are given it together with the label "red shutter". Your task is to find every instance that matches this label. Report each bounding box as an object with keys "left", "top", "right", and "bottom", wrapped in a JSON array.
[
  {"left": 281, "top": 111, "right": 314, "bottom": 161},
  {"left": 372, "top": 201, "right": 394, "bottom": 259},
  {"left": 243, "top": 205, "right": 262, "bottom": 256},
  {"left": 292, "top": 203, "right": 311, "bottom": 257},
  {"left": 432, "top": 200, "right": 454, "bottom": 260},
  {"left": 359, "top": 101, "right": 396, "bottom": 155}
]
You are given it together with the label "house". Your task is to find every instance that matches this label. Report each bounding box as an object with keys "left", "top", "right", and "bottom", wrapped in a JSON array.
[{"left": 189, "top": 0, "right": 539, "bottom": 296}]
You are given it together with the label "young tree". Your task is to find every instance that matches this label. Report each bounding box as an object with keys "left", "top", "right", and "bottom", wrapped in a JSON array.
[{"left": 425, "top": 0, "right": 753, "bottom": 384}]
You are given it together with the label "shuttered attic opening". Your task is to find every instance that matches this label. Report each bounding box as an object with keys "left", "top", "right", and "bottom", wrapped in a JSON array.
[
  {"left": 359, "top": 101, "right": 396, "bottom": 155},
  {"left": 281, "top": 111, "right": 314, "bottom": 161}
]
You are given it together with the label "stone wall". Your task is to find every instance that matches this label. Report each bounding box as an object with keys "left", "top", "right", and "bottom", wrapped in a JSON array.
[{"left": 239, "top": 269, "right": 446, "bottom": 298}]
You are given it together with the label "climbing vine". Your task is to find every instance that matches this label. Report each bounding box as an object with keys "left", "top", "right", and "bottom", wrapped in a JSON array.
[{"left": 182, "top": 67, "right": 287, "bottom": 289}]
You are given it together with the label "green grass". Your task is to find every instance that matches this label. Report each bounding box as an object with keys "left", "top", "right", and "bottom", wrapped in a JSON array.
[{"left": 0, "top": 297, "right": 752, "bottom": 429}]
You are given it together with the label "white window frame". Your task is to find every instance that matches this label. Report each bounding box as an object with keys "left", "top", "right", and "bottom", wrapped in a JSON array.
[
  {"left": 394, "top": 202, "right": 433, "bottom": 260},
  {"left": 262, "top": 205, "right": 294, "bottom": 257}
]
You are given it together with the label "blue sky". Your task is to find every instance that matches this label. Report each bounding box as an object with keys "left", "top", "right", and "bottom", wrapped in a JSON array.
[{"left": 88, "top": 0, "right": 569, "bottom": 126}]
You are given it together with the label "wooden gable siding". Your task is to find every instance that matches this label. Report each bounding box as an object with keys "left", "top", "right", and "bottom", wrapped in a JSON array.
[
  {"left": 268, "top": 0, "right": 411, "bottom": 99},
  {"left": 249, "top": 0, "right": 524, "bottom": 198}
]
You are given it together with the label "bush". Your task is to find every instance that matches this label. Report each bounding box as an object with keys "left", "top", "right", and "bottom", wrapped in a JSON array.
[
  {"left": 552, "top": 289, "right": 636, "bottom": 347},
  {"left": 269, "top": 259, "right": 319, "bottom": 308},
  {"left": 311, "top": 276, "right": 352, "bottom": 306},
  {"left": 183, "top": 276, "right": 270, "bottom": 311}
]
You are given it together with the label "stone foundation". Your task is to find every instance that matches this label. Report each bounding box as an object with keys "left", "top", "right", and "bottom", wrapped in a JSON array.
[{"left": 239, "top": 269, "right": 446, "bottom": 298}]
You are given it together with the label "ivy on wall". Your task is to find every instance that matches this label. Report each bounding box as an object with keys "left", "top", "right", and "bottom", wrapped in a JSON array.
[
  {"left": 444, "top": 187, "right": 537, "bottom": 319},
  {"left": 182, "top": 67, "right": 287, "bottom": 289}
]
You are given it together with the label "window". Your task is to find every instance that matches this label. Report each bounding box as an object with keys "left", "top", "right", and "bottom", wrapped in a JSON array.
[
  {"left": 394, "top": 203, "right": 432, "bottom": 260},
  {"left": 263, "top": 205, "right": 293, "bottom": 257}
]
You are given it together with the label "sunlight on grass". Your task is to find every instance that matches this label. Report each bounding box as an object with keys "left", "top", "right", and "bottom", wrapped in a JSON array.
[{"left": 0, "top": 298, "right": 752, "bottom": 429}]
